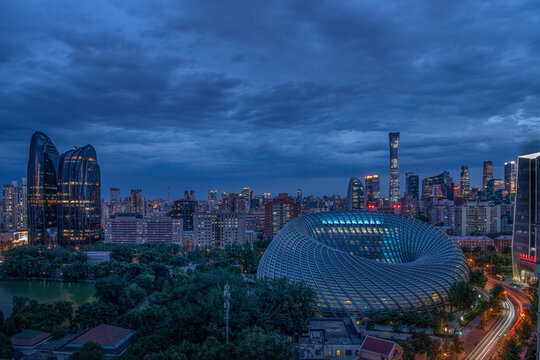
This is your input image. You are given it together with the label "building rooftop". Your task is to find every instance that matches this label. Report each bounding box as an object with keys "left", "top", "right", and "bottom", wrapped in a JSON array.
[
  {"left": 301, "top": 318, "right": 363, "bottom": 345},
  {"left": 11, "top": 329, "right": 51, "bottom": 347},
  {"left": 360, "top": 336, "right": 396, "bottom": 356},
  {"left": 70, "top": 324, "right": 134, "bottom": 347}
]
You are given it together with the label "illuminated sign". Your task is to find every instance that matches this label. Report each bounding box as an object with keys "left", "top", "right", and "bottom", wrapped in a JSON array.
[{"left": 520, "top": 253, "right": 536, "bottom": 263}]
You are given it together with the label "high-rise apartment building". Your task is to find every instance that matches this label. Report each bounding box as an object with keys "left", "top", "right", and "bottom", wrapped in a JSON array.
[
  {"left": 482, "top": 161, "right": 493, "bottom": 192},
  {"left": 454, "top": 203, "right": 501, "bottom": 236},
  {"left": 364, "top": 175, "right": 381, "bottom": 203},
  {"left": 2, "top": 179, "right": 27, "bottom": 232},
  {"left": 512, "top": 153, "right": 540, "bottom": 282},
  {"left": 57, "top": 145, "right": 101, "bottom": 245},
  {"left": 104, "top": 214, "right": 183, "bottom": 245},
  {"left": 27, "top": 132, "right": 60, "bottom": 244},
  {"left": 460, "top": 166, "right": 470, "bottom": 197},
  {"left": 264, "top": 193, "right": 299, "bottom": 239},
  {"left": 193, "top": 213, "right": 246, "bottom": 248},
  {"left": 405, "top": 172, "right": 419, "bottom": 200},
  {"left": 346, "top": 177, "right": 364, "bottom": 210},
  {"left": 389, "top": 132, "right": 400, "bottom": 204},
  {"left": 504, "top": 161, "right": 517, "bottom": 195}
]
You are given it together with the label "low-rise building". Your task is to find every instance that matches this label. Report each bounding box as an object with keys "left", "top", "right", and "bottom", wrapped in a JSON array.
[
  {"left": 299, "top": 318, "right": 363, "bottom": 360},
  {"left": 453, "top": 236, "right": 493, "bottom": 252},
  {"left": 54, "top": 324, "right": 135, "bottom": 359},
  {"left": 11, "top": 329, "right": 52, "bottom": 356},
  {"left": 358, "top": 336, "right": 403, "bottom": 360}
]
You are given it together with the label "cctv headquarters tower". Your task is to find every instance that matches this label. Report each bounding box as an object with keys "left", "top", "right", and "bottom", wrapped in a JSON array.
[{"left": 389, "top": 132, "right": 400, "bottom": 204}]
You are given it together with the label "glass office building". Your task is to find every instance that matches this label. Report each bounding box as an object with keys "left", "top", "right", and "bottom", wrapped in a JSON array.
[
  {"left": 57, "top": 145, "right": 101, "bottom": 245},
  {"left": 512, "top": 153, "right": 540, "bottom": 282},
  {"left": 27, "top": 131, "right": 60, "bottom": 244},
  {"left": 347, "top": 177, "right": 364, "bottom": 210},
  {"left": 258, "top": 211, "right": 469, "bottom": 317}
]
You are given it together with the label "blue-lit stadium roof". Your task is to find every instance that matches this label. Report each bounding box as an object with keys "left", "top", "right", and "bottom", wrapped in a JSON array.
[{"left": 257, "top": 211, "right": 469, "bottom": 317}]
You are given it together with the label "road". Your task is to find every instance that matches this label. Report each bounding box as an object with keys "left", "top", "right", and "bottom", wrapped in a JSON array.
[{"left": 464, "top": 278, "right": 528, "bottom": 360}]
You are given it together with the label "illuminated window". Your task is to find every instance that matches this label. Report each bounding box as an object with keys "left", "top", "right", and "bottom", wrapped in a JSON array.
[{"left": 336, "top": 349, "right": 341, "bottom": 356}]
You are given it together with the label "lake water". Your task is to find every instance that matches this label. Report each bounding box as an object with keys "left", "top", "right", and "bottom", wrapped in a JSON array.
[{"left": 0, "top": 280, "right": 95, "bottom": 317}]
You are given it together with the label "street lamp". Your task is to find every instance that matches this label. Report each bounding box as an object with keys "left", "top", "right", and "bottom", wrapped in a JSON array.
[{"left": 224, "top": 283, "right": 230, "bottom": 344}]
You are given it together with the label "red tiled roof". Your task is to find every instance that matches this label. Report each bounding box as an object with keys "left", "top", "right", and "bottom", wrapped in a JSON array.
[
  {"left": 70, "top": 324, "right": 134, "bottom": 347},
  {"left": 360, "top": 336, "right": 396, "bottom": 356},
  {"left": 11, "top": 330, "right": 51, "bottom": 347}
]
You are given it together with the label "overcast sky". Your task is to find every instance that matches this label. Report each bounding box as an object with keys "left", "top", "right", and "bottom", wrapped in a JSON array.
[{"left": 1, "top": 1, "right": 539, "bottom": 200}]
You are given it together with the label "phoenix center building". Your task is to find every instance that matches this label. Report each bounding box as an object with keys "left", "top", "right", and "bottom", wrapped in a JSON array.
[{"left": 258, "top": 211, "right": 469, "bottom": 317}]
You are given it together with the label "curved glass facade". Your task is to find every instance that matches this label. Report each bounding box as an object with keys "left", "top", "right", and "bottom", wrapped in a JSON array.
[
  {"left": 27, "top": 131, "right": 60, "bottom": 244},
  {"left": 258, "top": 211, "right": 469, "bottom": 317},
  {"left": 57, "top": 145, "right": 101, "bottom": 245}
]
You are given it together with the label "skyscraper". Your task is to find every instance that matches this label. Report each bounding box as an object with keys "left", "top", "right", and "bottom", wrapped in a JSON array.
[
  {"left": 512, "top": 152, "right": 540, "bottom": 282},
  {"left": 389, "top": 132, "right": 400, "bottom": 204},
  {"left": 405, "top": 172, "right": 419, "bottom": 200},
  {"left": 482, "top": 161, "right": 493, "bottom": 192},
  {"left": 504, "top": 161, "right": 517, "bottom": 195},
  {"left": 460, "top": 165, "right": 470, "bottom": 197},
  {"left": 170, "top": 199, "right": 196, "bottom": 231},
  {"left": 27, "top": 132, "right": 60, "bottom": 244},
  {"left": 365, "top": 175, "right": 381, "bottom": 203},
  {"left": 57, "top": 145, "right": 101, "bottom": 246},
  {"left": 346, "top": 177, "right": 364, "bottom": 210},
  {"left": 422, "top": 171, "right": 452, "bottom": 200},
  {"left": 208, "top": 189, "right": 217, "bottom": 201},
  {"left": 128, "top": 189, "right": 146, "bottom": 216},
  {"left": 110, "top": 188, "right": 121, "bottom": 203}
]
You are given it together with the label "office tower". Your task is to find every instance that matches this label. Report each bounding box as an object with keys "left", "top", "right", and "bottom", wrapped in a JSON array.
[
  {"left": 193, "top": 213, "right": 246, "bottom": 248},
  {"left": 486, "top": 179, "right": 504, "bottom": 199},
  {"left": 504, "top": 161, "right": 517, "bottom": 195},
  {"left": 482, "top": 161, "right": 493, "bottom": 192},
  {"left": 264, "top": 193, "right": 299, "bottom": 239},
  {"left": 460, "top": 165, "right": 470, "bottom": 197},
  {"left": 346, "top": 177, "right": 364, "bottom": 210},
  {"left": 221, "top": 193, "right": 245, "bottom": 213},
  {"left": 264, "top": 193, "right": 271, "bottom": 200},
  {"left": 170, "top": 199, "right": 196, "bottom": 231},
  {"left": 405, "top": 172, "right": 419, "bottom": 200},
  {"left": 208, "top": 189, "right": 217, "bottom": 201},
  {"left": 364, "top": 175, "right": 381, "bottom": 203},
  {"left": 57, "top": 145, "right": 101, "bottom": 245},
  {"left": 221, "top": 191, "right": 229, "bottom": 200},
  {"left": 421, "top": 171, "right": 452, "bottom": 200},
  {"left": 389, "top": 132, "right": 400, "bottom": 204},
  {"left": 189, "top": 190, "right": 195, "bottom": 200},
  {"left": 110, "top": 188, "right": 121, "bottom": 203},
  {"left": 242, "top": 187, "right": 251, "bottom": 211},
  {"left": 513, "top": 152, "right": 540, "bottom": 282},
  {"left": 128, "top": 189, "right": 146, "bottom": 216},
  {"left": 27, "top": 131, "right": 60, "bottom": 244},
  {"left": 297, "top": 189, "right": 302, "bottom": 198}
]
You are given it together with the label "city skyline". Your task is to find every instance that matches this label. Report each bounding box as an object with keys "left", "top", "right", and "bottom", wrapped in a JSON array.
[{"left": 1, "top": 1, "right": 539, "bottom": 198}]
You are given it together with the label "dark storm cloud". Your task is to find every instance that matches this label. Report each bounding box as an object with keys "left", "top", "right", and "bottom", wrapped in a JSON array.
[{"left": 0, "top": 0, "right": 539, "bottom": 198}]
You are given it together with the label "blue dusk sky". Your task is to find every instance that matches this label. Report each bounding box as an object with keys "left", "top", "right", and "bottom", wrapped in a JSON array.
[{"left": 1, "top": 1, "right": 539, "bottom": 199}]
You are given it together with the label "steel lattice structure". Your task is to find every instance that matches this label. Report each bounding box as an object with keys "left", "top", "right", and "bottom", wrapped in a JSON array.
[{"left": 257, "top": 211, "right": 469, "bottom": 317}]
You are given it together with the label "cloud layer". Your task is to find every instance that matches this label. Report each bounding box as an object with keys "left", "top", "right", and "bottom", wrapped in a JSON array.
[{"left": 1, "top": 0, "right": 539, "bottom": 198}]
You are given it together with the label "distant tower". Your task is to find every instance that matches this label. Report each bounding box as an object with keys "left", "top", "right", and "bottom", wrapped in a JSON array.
[
  {"left": 482, "top": 161, "right": 493, "bottom": 192},
  {"left": 110, "top": 188, "right": 121, "bottom": 203},
  {"left": 389, "top": 132, "right": 400, "bottom": 204},
  {"left": 504, "top": 161, "right": 517, "bottom": 195},
  {"left": 405, "top": 172, "right": 419, "bottom": 200},
  {"left": 460, "top": 166, "right": 470, "bottom": 197},
  {"left": 208, "top": 189, "right": 217, "bottom": 201},
  {"left": 346, "top": 178, "right": 364, "bottom": 210},
  {"left": 168, "top": 179, "right": 171, "bottom": 201}
]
